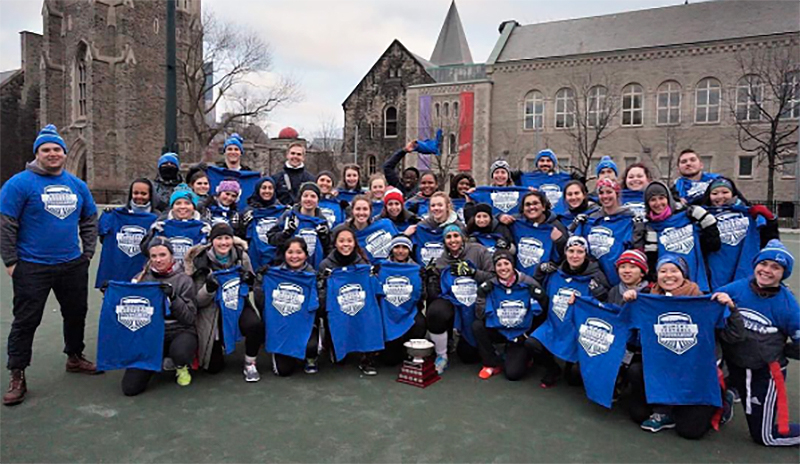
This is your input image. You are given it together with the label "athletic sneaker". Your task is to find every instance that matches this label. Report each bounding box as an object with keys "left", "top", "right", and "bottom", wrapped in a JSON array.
[
  {"left": 729, "top": 387, "right": 741, "bottom": 403},
  {"left": 478, "top": 366, "right": 503, "bottom": 380},
  {"left": 434, "top": 355, "right": 449, "bottom": 374},
  {"left": 162, "top": 357, "right": 176, "bottom": 371},
  {"left": 641, "top": 413, "right": 676, "bottom": 432},
  {"left": 243, "top": 362, "right": 260, "bottom": 382},
  {"left": 304, "top": 358, "right": 318, "bottom": 374},
  {"left": 175, "top": 366, "right": 192, "bottom": 387},
  {"left": 358, "top": 357, "right": 378, "bottom": 376},
  {"left": 720, "top": 389, "right": 735, "bottom": 426}
]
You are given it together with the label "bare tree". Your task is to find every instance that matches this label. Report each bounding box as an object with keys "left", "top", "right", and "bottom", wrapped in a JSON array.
[
  {"left": 179, "top": 12, "right": 302, "bottom": 149},
  {"left": 563, "top": 69, "right": 621, "bottom": 178},
  {"left": 635, "top": 125, "right": 701, "bottom": 185},
  {"left": 424, "top": 103, "right": 469, "bottom": 189},
  {"left": 728, "top": 43, "right": 799, "bottom": 202}
]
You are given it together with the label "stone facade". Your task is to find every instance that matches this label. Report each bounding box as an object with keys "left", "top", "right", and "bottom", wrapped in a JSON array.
[
  {"left": 1, "top": 0, "right": 202, "bottom": 202},
  {"left": 488, "top": 33, "right": 799, "bottom": 201},
  {"left": 342, "top": 40, "right": 435, "bottom": 178}
]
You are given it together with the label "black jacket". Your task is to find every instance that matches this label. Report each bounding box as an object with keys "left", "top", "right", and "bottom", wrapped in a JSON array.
[
  {"left": 274, "top": 164, "right": 315, "bottom": 206},
  {"left": 134, "top": 261, "right": 197, "bottom": 335}
]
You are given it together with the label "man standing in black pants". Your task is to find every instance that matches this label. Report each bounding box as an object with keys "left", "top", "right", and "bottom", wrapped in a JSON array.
[{"left": 0, "top": 124, "right": 100, "bottom": 406}]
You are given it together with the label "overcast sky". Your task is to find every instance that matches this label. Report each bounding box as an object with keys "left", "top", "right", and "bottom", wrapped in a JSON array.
[{"left": 0, "top": 0, "right": 692, "bottom": 139}]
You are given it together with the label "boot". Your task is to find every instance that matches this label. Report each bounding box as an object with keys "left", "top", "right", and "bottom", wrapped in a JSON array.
[
  {"left": 3, "top": 369, "right": 27, "bottom": 406},
  {"left": 66, "top": 354, "right": 100, "bottom": 375}
]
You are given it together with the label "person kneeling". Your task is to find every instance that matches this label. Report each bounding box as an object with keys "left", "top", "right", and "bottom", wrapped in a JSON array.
[
  {"left": 473, "top": 250, "right": 547, "bottom": 381},
  {"left": 125, "top": 237, "right": 198, "bottom": 395}
]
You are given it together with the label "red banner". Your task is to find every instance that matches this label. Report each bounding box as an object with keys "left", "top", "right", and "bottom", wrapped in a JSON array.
[{"left": 458, "top": 92, "right": 474, "bottom": 171}]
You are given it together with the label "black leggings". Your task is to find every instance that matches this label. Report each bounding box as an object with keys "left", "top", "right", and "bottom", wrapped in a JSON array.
[
  {"left": 272, "top": 326, "right": 320, "bottom": 377},
  {"left": 472, "top": 320, "right": 529, "bottom": 381},
  {"left": 427, "top": 298, "right": 480, "bottom": 363},
  {"left": 207, "top": 304, "right": 264, "bottom": 374},
  {"left": 121, "top": 330, "right": 197, "bottom": 396},
  {"left": 380, "top": 312, "right": 427, "bottom": 366},
  {"left": 524, "top": 337, "right": 561, "bottom": 373},
  {"left": 627, "top": 360, "right": 716, "bottom": 440}
]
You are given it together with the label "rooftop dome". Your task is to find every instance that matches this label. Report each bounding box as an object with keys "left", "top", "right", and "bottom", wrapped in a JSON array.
[{"left": 277, "top": 127, "right": 299, "bottom": 139}]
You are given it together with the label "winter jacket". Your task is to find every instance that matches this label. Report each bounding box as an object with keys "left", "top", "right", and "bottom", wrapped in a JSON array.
[
  {"left": 273, "top": 164, "right": 316, "bottom": 206},
  {"left": 382, "top": 149, "right": 418, "bottom": 198},
  {"left": 606, "top": 281, "right": 651, "bottom": 306},
  {"left": 153, "top": 174, "right": 183, "bottom": 213},
  {"left": 426, "top": 242, "right": 494, "bottom": 299},
  {"left": 380, "top": 207, "right": 420, "bottom": 232},
  {"left": 534, "top": 259, "right": 611, "bottom": 302},
  {"left": 267, "top": 206, "right": 332, "bottom": 263},
  {"left": 200, "top": 195, "right": 242, "bottom": 236},
  {"left": 184, "top": 237, "right": 258, "bottom": 369},
  {"left": 134, "top": 260, "right": 197, "bottom": 336},
  {"left": 420, "top": 210, "right": 464, "bottom": 230},
  {"left": 466, "top": 216, "right": 516, "bottom": 254}
]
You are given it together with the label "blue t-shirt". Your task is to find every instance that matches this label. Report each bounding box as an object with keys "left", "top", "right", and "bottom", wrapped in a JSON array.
[
  {"left": 289, "top": 212, "right": 327, "bottom": 269},
  {"left": 326, "top": 265, "right": 385, "bottom": 361},
  {"left": 470, "top": 232, "right": 502, "bottom": 255},
  {"left": 621, "top": 189, "right": 646, "bottom": 219},
  {"left": 206, "top": 165, "right": 261, "bottom": 210},
  {"left": 451, "top": 198, "right": 467, "bottom": 223},
  {"left": 97, "top": 281, "right": 168, "bottom": 372},
  {"left": 0, "top": 169, "right": 97, "bottom": 264},
  {"left": 213, "top": 266, "right": 249, "bottom": 355},
  {"left": 318, "top": 198, "right": 345, "bottom": 229},
  {"left": 355, "top": 219, "right": 399, "bottom": 263},
  {"left": 649, "top": 212, "right": 710, "bottom": 292},
  {"left": 337, "top": 189, "right": 363, "bottom": 204},
  {"left": 405, "top": 197, "right": 430, "bottom": 218},
  {"left": 533, "top": 269, "right": 593, "bottom": 362},
  {"left": 376, "top": 261, "right": 423, "bottom": 342},
  {"left": 511, "top": 220, "right": 555, "bottom": 276},
  {"left": 484, "top": 281, "right": 542, "bottom": 341},
  {"left": 581, "top": 214, "right": 635, "bottom": 287},
  {"left": 519, "top": 171, "right": 572, "bottom": 214},
  {"left": 674, "top": 172, "right": 720, "bottom": 204},
  {"left": 717, "top": 278, "right": 800, "bottom": 346},
  {"left": 262, "top": 268, "right": 319, "bottom": 359},
  {"left": 412, "top": 223, "right": 445, "bottom": 266},
  {"left": 707, "top": 204, "right": 763, "bottom": 290},
  {"left": 155, "top": 219, "right": 208, "bottom": 262},
  {"left": 246, "top": 205, "right": 289, "bottom": 271},
  {"left": 630, "top": 294, "right": 726, "bottom": 407},
  {"left": 469, "top": 186, "right": 530, "bottom": 217},
  {"left": 440, "top": 267, "right": 479, "bottom": 346},
  {"left": 96, "top": 208, "right": 158, "bottom": 288},
  {"left": 572, "top": 296, "right": 631, "bottom": 408}
]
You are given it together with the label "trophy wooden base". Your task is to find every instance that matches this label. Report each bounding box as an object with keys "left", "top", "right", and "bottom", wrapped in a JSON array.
[{"left": 396, "top": 358, "right": 440, "bottom": 388}]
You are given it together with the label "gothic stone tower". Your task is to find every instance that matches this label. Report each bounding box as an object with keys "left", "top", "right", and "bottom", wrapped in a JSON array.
[{"left": 39, "top": 0, "right": 201, "bottom": 201}]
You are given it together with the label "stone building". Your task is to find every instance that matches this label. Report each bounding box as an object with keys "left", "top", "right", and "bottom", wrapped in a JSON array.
[
  {"left": 1, "top": 0, "right": 202, "bottom": 202},
  {"left": 485, "top": 0, "right": 799, "bottom": 199}
]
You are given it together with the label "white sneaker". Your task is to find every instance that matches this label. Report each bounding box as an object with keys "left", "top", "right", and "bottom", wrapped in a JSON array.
[
  {"left": 243, "top": 362, "right": 261, "bottom": 382},
  {"left": 162, "top": 357, "right": 176, "bottom": 371}
]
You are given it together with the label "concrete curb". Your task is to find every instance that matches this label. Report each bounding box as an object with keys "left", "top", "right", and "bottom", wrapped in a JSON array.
[{"left": 780, "top": 228, "right": 800, "bottom": 235}]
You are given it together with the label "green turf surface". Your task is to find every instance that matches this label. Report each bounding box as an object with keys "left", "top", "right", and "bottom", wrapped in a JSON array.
[{"left": 1, "top": 240, "right": 799, "bottom": 463}]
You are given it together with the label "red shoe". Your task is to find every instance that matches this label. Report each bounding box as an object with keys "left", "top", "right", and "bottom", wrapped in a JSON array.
[
  {"left": 478, "top": 366, "right": 503, "bottom": 380},
  {"left": 66, "top": 354, "right": 101, "bottom": 375},
  {"left": 2, "top": 369, "right": 26, "bottom": 406}
]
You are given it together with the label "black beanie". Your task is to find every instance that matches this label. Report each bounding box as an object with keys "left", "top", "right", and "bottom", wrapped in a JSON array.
[
  {"left": 298, "top": 182, "right": 321, "bottom": 199},
  {"left": 475, "top": 203, "right": 493, "bottom": 216},
  {"left": 493, "top": 249, "right": 515, "bottom": 266},
  {"left": 209, "top": 222, "right": 235, "bottom": 242}
]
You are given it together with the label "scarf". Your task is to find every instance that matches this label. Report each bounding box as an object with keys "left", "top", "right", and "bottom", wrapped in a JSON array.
[
  {"left": 648, "top": 205, "right": 672, "bottom": 222},
  {"left": 334, "top": 249, "right": 358, "bottom": 266},
  {"left": 651, "top": 279, "right": 701, "bottom": 296},
  {"left": 130, "top": 201, "right": 152, "bottom": 214}
]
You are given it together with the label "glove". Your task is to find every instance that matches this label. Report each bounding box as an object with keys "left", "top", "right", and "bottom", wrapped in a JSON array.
[
  {"left": 450, "top": 261, "right": 476, "bottom": 277},
  {"left": 242, "top": 209, "right": 254, "bottom": 225},
  {"left": 283, "top": 214, "right": 299, "bottom": 236},
  {"left": 240, "top": 270, "right": 255, "bottom": 287},
  {"left": 205, "top": 273, "right": 219, "bottom": 293},
  {"left": 749, "top": 204, "right": 775, "bottom": 220},
  {"left": 370, "top": 263, "right": 381, "bottom": 276},
  {"left": 573, "top": 214, "right": 588, "bottom": 225},
  {"left": 589, "top": 279, "right": 600, "bottom": 292},
  {"left": 478, "top": 281, "right": 494, "bottom": 296},
  {"left": 159, "top": 282, "right": 176, "bottom": 299},
  {"left": 315, "top": 223, "right": 330, "bottom": 238},
  {"left": 539, "top": 261, "right": 558, "bottom": 274},
  {"left": 152, "top": 221, "right": 165, "bottom": 233},
  {"left": 495, "top": 238, "right": 510, "bottom": 250}
]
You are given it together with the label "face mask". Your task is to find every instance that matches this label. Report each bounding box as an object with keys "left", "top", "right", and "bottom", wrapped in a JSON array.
[{"left": 159, "top": 164, "right": 179, "bottom": 181}]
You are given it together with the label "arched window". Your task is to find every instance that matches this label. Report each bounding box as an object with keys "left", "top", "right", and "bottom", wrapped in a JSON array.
[
  {"left": 587, "top": 85, "right": 607, "bottom": 128},
  {"left": 74, "top": 43, "right": 88, "bottom": 120},
  {"left": 435, "top": 103, "right": 440, "bottom": 118},
  {"left": 621, "top": 83, "right": 643, "bottom": 126},
  {"left": 736, "top": 75, "right": 763, "bottom": 122},
  {"left": 449, "top": 133, "right": 457, "bottom": 155},
  {"left": 453, "top": 101, "right": 459, "bottom": 118},
  {"left": 367, "top": 155, "right": 377, "bottom": 175},
  {"left": 695, "top": 77, "right": 721, "bottom": 123},
  {"left": 384, "top": 106, "right": 398, "bottom": 138},
  {"left": 786, "top": 71, "right": 800, "bottom": 118},
  {"left": 657, "top": 80, "right": 681, "bottom": 125},
  {"left": 444, "top": 102, "right": 450, "bottom": 118},
  {"left": 555, "top": 87, "right": 575, "bottom": 128},
  {"left": 524, "top": 90, "right": 544, "bottom": 130}
]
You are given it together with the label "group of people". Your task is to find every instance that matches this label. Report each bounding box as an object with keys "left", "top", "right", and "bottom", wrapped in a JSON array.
[{"left": 1, "top": 124, "right": 798, "bottom": 448}]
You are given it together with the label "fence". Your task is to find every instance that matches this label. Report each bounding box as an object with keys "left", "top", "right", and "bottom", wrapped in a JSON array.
[{"left": 749, "top": 200, "right": 799, "bottom": 229}]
